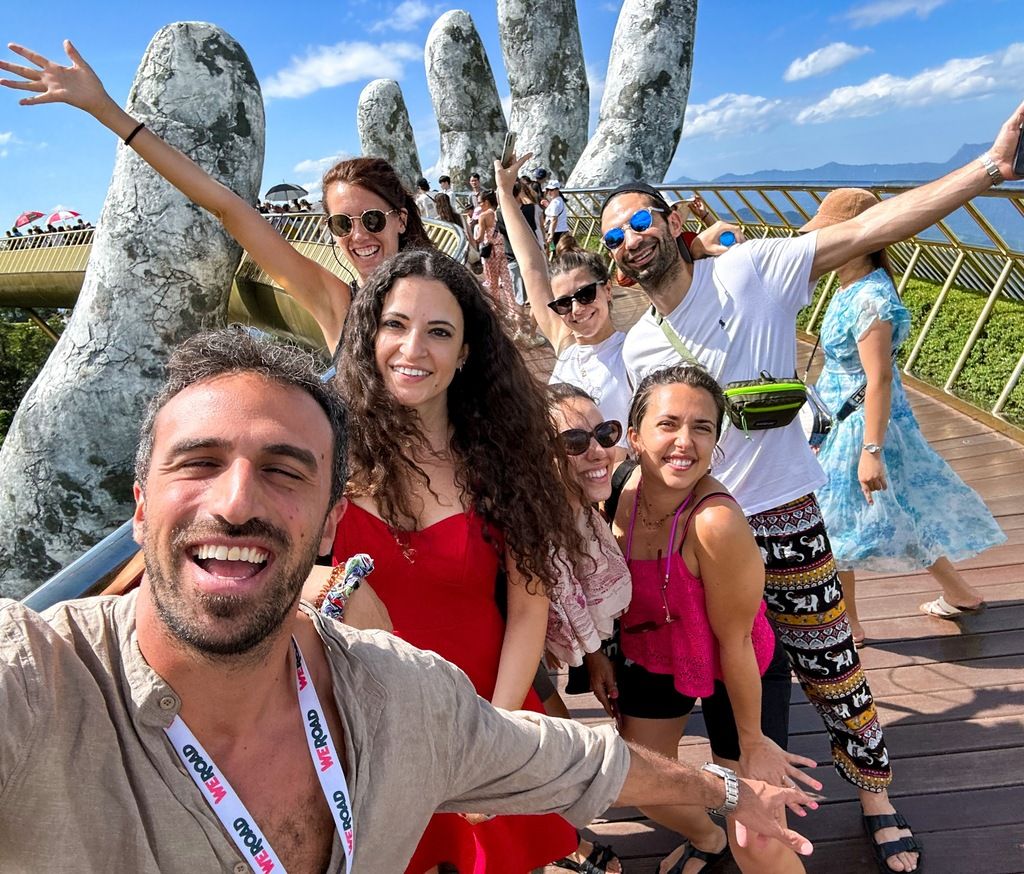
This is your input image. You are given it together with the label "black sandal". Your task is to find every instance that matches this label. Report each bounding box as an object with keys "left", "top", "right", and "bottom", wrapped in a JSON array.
[
  {"left": 663, "top": 839, "right": 732, "bottom": 873},
  {"left": 551, "top": 841, "right": 621, "bottom": 873},
  {"left": 862, "top": 810, "right": 923, "bottom": 873}
]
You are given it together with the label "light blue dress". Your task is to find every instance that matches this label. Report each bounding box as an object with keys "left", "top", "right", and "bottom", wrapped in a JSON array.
[{"left": 813, "top": 269, "right": 1006, "bottom": 572}]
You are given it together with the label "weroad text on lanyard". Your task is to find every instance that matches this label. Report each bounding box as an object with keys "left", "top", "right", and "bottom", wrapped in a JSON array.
[{"left": 164, "top": 638, "right": 355, "bottom": 873}]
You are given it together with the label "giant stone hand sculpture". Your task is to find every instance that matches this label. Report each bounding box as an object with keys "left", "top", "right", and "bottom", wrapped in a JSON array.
[
  {"left": 357, "top": 78, "right": 423, "bottom": 190},
  {"left": 0, "top": 23, "right": 265, "bottom": 597}
]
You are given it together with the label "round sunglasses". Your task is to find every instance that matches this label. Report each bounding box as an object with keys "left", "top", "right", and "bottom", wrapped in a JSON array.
[
  {"left": 602, "top": 207, "right": 665, "bottom": 250},
  {"left": 559, "top": 420, "right": 622, "bottom": 456},
  {"left": 326, "top": 208, "right": 399, "bottom": 237},
  {"left": 547, "top": 281, "right": 601, "bottom": 315}
]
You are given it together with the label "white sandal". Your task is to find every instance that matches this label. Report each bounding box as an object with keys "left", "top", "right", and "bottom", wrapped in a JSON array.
[{"left": 920, "top": 595, "right": 985, "bottom": 618}]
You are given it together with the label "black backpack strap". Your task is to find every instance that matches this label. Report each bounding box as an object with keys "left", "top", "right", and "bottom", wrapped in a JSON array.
[{"left": 603, "top": 459, "right": 637, "bottom": 523}]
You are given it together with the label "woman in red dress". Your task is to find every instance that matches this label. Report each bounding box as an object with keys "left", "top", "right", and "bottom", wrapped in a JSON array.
[{"left": 330, "top": 249, "right": 587, "bottom": 873}]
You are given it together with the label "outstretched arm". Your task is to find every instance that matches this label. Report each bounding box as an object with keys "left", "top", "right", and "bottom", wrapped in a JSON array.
[
  {"left": 697, "top": 499, "right": 820, "bottom": 794},
  {"left": 494, "top": 154, "right": 571, "bottom": 348},
  {"left": 811, "top": 99, "right": 1024, "bottom": 281},
  {"left": 1, "top": 40, "right": 351, "bottom": 350}
]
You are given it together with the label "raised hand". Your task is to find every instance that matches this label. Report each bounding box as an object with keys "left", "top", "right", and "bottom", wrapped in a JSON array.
[
  {"left": 988, "top": 98, "right": 1024, "bottom": 181},
  {"left": 494, "top": 151, "right": 533, "bottom": 195},
  {"left": 1, "top": 41, "right": 113, "bottom": 118}
]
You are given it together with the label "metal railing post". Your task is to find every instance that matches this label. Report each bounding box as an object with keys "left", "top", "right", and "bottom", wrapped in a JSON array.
[
  {"left": 806, "top": 273, "right": 838, "bottom": 335},
  {"left": 904, "top": 250, "right": 965, "bottom": 372},
  {"left": 944, "top": 258, "right": 1014, "bottom": 391},
  {"left": 993, "top": 349, "right": 1024, "bottom": 416}
]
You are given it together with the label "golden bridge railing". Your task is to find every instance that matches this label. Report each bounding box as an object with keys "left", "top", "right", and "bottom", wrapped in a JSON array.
[{"left": 562, "top": 183, "right": 1024, "bottom": 427}]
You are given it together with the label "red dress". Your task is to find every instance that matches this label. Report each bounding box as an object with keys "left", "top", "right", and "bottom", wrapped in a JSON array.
[{"left": 332, "top": 503, "right": 577, "bottom": 874}]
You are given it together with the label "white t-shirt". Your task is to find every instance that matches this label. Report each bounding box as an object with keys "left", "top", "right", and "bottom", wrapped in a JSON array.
[
  {"left": 415, "top": 191, "right": 437, "bottom": 220},
  {"left": 622, "top": 232, "right": 824, "bottom": 516},
  {"left": 550, "top": 332, "right": 631, "bottom": 447},
  {"left": 545, "top": 197, "right": 569, "bottom": 233}
]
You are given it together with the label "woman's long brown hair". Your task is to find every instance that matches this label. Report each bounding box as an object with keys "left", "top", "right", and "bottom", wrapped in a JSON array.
[{"left": 336, "top": 249, "right": 587, "bottom": 595}]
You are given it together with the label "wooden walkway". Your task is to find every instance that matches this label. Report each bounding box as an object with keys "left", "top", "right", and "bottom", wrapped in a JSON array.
[{"left": 524, "top": 286, "right": 1024, "bottom": 874}]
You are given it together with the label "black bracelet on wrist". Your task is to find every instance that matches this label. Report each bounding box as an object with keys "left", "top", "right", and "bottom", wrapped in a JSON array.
[{"left": 124, "top": 122, "right": 145, "bottom": 147}]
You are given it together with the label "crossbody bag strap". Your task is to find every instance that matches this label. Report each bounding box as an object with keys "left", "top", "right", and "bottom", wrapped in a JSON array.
[
  {"left": 604, "top": 459, "right": 637, "bottom": 524},
  {"left": 652, "top": 306, "right": 702, "bottom": 367},
  {"left": 834, "top": 347, "right": 899, "bottom": 423}
]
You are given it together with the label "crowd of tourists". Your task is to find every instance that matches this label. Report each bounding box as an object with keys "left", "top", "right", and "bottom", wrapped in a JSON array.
[{"left": 0, "top": 38, "right": 1019, "bottom": 874}]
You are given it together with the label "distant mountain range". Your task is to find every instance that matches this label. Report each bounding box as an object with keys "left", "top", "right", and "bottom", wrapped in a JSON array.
[
  {"left": 670, "top": 143, "right": 1003, "bottom": 185},
  {"left": 668, "top": 144, "right": 1024, "bottom": 249}
]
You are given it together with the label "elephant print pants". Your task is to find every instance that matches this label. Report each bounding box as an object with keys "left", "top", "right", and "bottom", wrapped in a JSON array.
[{"left": 748, "top": 493, "right": 892, "bottom": 792}]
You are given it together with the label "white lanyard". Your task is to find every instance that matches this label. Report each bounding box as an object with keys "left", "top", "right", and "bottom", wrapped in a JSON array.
[{"left": 165, "top": 638, "right": 355, "bottom": 872}]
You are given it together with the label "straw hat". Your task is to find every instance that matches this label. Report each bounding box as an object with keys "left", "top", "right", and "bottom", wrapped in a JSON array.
[{"left": 800, "top": 188, "right": 880, "bottom": 231}]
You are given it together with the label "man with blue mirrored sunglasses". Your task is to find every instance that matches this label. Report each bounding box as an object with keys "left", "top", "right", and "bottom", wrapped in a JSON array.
[{"left": 601, "top": 101, "right": 1024, "bottom": 874}]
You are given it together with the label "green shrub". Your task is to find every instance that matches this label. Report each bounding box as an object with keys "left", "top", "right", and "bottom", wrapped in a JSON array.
[
  {"left": 799, "top": 276, "right": 1024, "bottom": 427},
  {"left": 0, "top": 310, "right": 62, "bottom": 447}
]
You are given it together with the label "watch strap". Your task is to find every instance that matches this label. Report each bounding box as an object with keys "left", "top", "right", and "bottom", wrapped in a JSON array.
[
  {"left": 701, "top": 762, "right": 739, "bottom": 815},
  {"left": 978, "top": 152, "right": 1004, "bottom": 186}
]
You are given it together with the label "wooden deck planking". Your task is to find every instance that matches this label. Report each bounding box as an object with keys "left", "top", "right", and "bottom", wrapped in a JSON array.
[{"left": 528, "top": 285, "right": 1024, "bottom": 873}]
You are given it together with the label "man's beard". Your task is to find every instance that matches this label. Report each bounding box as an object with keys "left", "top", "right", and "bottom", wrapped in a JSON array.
[
  {"left": 143, "top": 517, "right": 321, "bottom": 659},
  {"left": 618, "top": 230, "right": 680, "bottom": 288}
]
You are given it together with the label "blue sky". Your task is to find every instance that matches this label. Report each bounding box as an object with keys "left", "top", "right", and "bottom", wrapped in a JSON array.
[{"left": 2, "top": 0, "right": 1022, "bottom": 226}]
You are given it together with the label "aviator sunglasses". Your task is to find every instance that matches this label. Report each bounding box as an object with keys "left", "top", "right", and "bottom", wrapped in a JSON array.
[
  {"left": 326, "top": 208, "right": 399, "bottom": 237},
  {"left": 547, "top": 281, "right": 601, "bottom": 315},
  {"left": 559, "top": 420, "right": 623, "bottom": 456},
  {"left": 602, "top": 207, "right": 665, "bottom": 250}
]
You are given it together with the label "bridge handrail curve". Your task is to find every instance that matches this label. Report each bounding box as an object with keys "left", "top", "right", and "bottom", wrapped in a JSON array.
[{"left": 562, "top": 182, "right": 1024, "bottom": 424}]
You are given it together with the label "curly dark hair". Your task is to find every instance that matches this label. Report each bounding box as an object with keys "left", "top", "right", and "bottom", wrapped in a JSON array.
[
  {"left": 322, "top": 157, "right": 433, "bottom": 250},
  {"left": 337, "top": 249, "right": 587, "bottom": 594}
]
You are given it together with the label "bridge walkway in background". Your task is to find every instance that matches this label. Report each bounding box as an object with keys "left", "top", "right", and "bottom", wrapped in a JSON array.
[{"left": 523, "top": 285, "right": 1024, "bottom": 874}]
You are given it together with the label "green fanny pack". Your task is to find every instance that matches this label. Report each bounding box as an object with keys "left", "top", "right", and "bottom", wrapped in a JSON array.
[
  {"left": 722, "top": 372, "right": 807, "bottom": 434},
  {"left": 654, "top": 307, "right": 807, "bottom": 437}
]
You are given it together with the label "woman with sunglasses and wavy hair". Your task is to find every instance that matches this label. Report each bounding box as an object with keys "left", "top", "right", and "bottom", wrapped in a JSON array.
[
  {"left": 596, "top": 365, "right": 819, "bottom": 874},
  {"left": 2, "top": 41, "right": 433, "bottom": 353},
  {"left": 326, "top": 248, "right": 588, "bottom": 873},
  {"left": 544, "top": 383, "right": 632, "bottom": 874}
]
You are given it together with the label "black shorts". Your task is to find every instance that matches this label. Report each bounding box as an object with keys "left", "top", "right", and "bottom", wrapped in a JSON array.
[{"left": 615, "top": 640, "right": 791, "bottom": 760}]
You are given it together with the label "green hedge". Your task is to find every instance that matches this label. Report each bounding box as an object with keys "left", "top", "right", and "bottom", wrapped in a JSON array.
[
  {"left": 0, "top": 311, "right": 63, "bottom": 447},
  {"left": 799, "top": 276, "right": 1024, "bottom": 427}
]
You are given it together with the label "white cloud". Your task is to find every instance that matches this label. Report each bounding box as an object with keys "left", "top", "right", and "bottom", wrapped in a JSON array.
[
  {"left": 797, "top": 42, "right": 1024, "bottom": 124},
  {"left": 845, "top": 0, "right": 948, "bottom": 28},
  {"left": 0, "top": 132, "right": 12, "bottom": 146},
  {"left": 682, "top": 93, "right": 789, "bottom": 140},
  {"left": 293, "top": 153, "right": 351, "bottom": 177},
  {"left": 784, "top": 42, "right": 872, "bottom": 82},
  {"left": 263, "top": 42, "right": 422, "bottom": 99},
  {"left": 370, "top": 1, "right": 446, "bottom": 32}
]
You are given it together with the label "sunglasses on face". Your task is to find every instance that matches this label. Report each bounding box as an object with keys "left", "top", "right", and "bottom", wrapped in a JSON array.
[
  {"left": 547, "top": 281, "right": 601, "bottom": 315},
  {"left": 602, "top": 207, "right": 665, "bottom": 250},
  {"left": 326, "top": 208, "right": 399, "bottom": 237},
  {"left": 559, "top": 420, "right": 622, "bottom": 456}
]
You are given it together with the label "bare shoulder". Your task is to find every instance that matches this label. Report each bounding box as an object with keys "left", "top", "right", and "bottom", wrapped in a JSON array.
[{"left": 690, "top": 477, "right": 750, "bottom": 547}]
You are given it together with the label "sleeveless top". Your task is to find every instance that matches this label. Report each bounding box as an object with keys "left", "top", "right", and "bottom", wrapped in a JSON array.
[{"left": 620, "top": 487, "right": 775, "bottom": 698}]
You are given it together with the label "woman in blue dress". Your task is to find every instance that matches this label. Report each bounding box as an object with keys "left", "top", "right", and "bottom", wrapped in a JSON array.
[{"left": 804, "top": 189, "right": 1005, "bottom": 646}]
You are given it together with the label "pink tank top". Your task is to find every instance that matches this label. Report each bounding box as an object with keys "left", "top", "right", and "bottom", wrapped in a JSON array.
[{"left": 620, "top": 486, "right": 775, "bottom": 698}]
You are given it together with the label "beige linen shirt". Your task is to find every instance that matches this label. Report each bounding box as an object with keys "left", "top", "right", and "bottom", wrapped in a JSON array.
[{"left": 0, "top": 593, "right": 630, "bottom": 873}]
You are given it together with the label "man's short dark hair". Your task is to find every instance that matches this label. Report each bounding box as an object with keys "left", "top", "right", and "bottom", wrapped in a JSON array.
[
  {"left": 416, "top": 177, "right": 430, "bottom": 192},
  {"left": 438, "top": 175, "right": 451, "bottom": 185},
  {"left": 135, "top": 326, "right": 348, "bottom": 506},
  {"left": 470, "top": 172, "right": 480, "bottom": 181}
]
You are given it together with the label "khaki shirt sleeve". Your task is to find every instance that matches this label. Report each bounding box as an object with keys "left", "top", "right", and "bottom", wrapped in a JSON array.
[
  {"left": 0, "top": 600, "right": 44, "bottom": 798},
  {"left": 435, "top": 664, "right": 630, "bottom": 826}
]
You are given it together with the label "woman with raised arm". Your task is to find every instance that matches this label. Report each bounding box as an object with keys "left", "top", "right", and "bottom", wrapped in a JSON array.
[
  {"left": 0, "top": 40, "right": 432, "bottom": 352},
  {"left": 313, "top": 249, "right": 586, "bottom": 873},
  {"left": 599, "top": 365, "right": 820, "bottom": 874},
  {"left": 803, "top": 189, "right": 1005, "bottom": 644}
]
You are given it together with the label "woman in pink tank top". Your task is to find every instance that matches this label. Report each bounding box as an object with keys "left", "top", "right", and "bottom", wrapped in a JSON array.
[{"left": 598, "top": 366, "right": 821, "bottom": 874}]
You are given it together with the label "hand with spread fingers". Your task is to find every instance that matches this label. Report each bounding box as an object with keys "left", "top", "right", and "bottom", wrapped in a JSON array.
[
  {"left": 739, "top": 736, "right": 822, "bottom": 815},
  {"left": 1, "top": 40, "right": 113, "bottom": 119}
]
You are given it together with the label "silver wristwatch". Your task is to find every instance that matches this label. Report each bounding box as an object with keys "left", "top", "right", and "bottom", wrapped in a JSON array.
[
  {"left": 978, "top": 152, "right": 1004, "bottom": 186},
  {"left": 701, "top": 762, "right": 739, "bottom": 815},
  {"left": 863, "top": 442, "right": 883, "bottom": 456}
]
